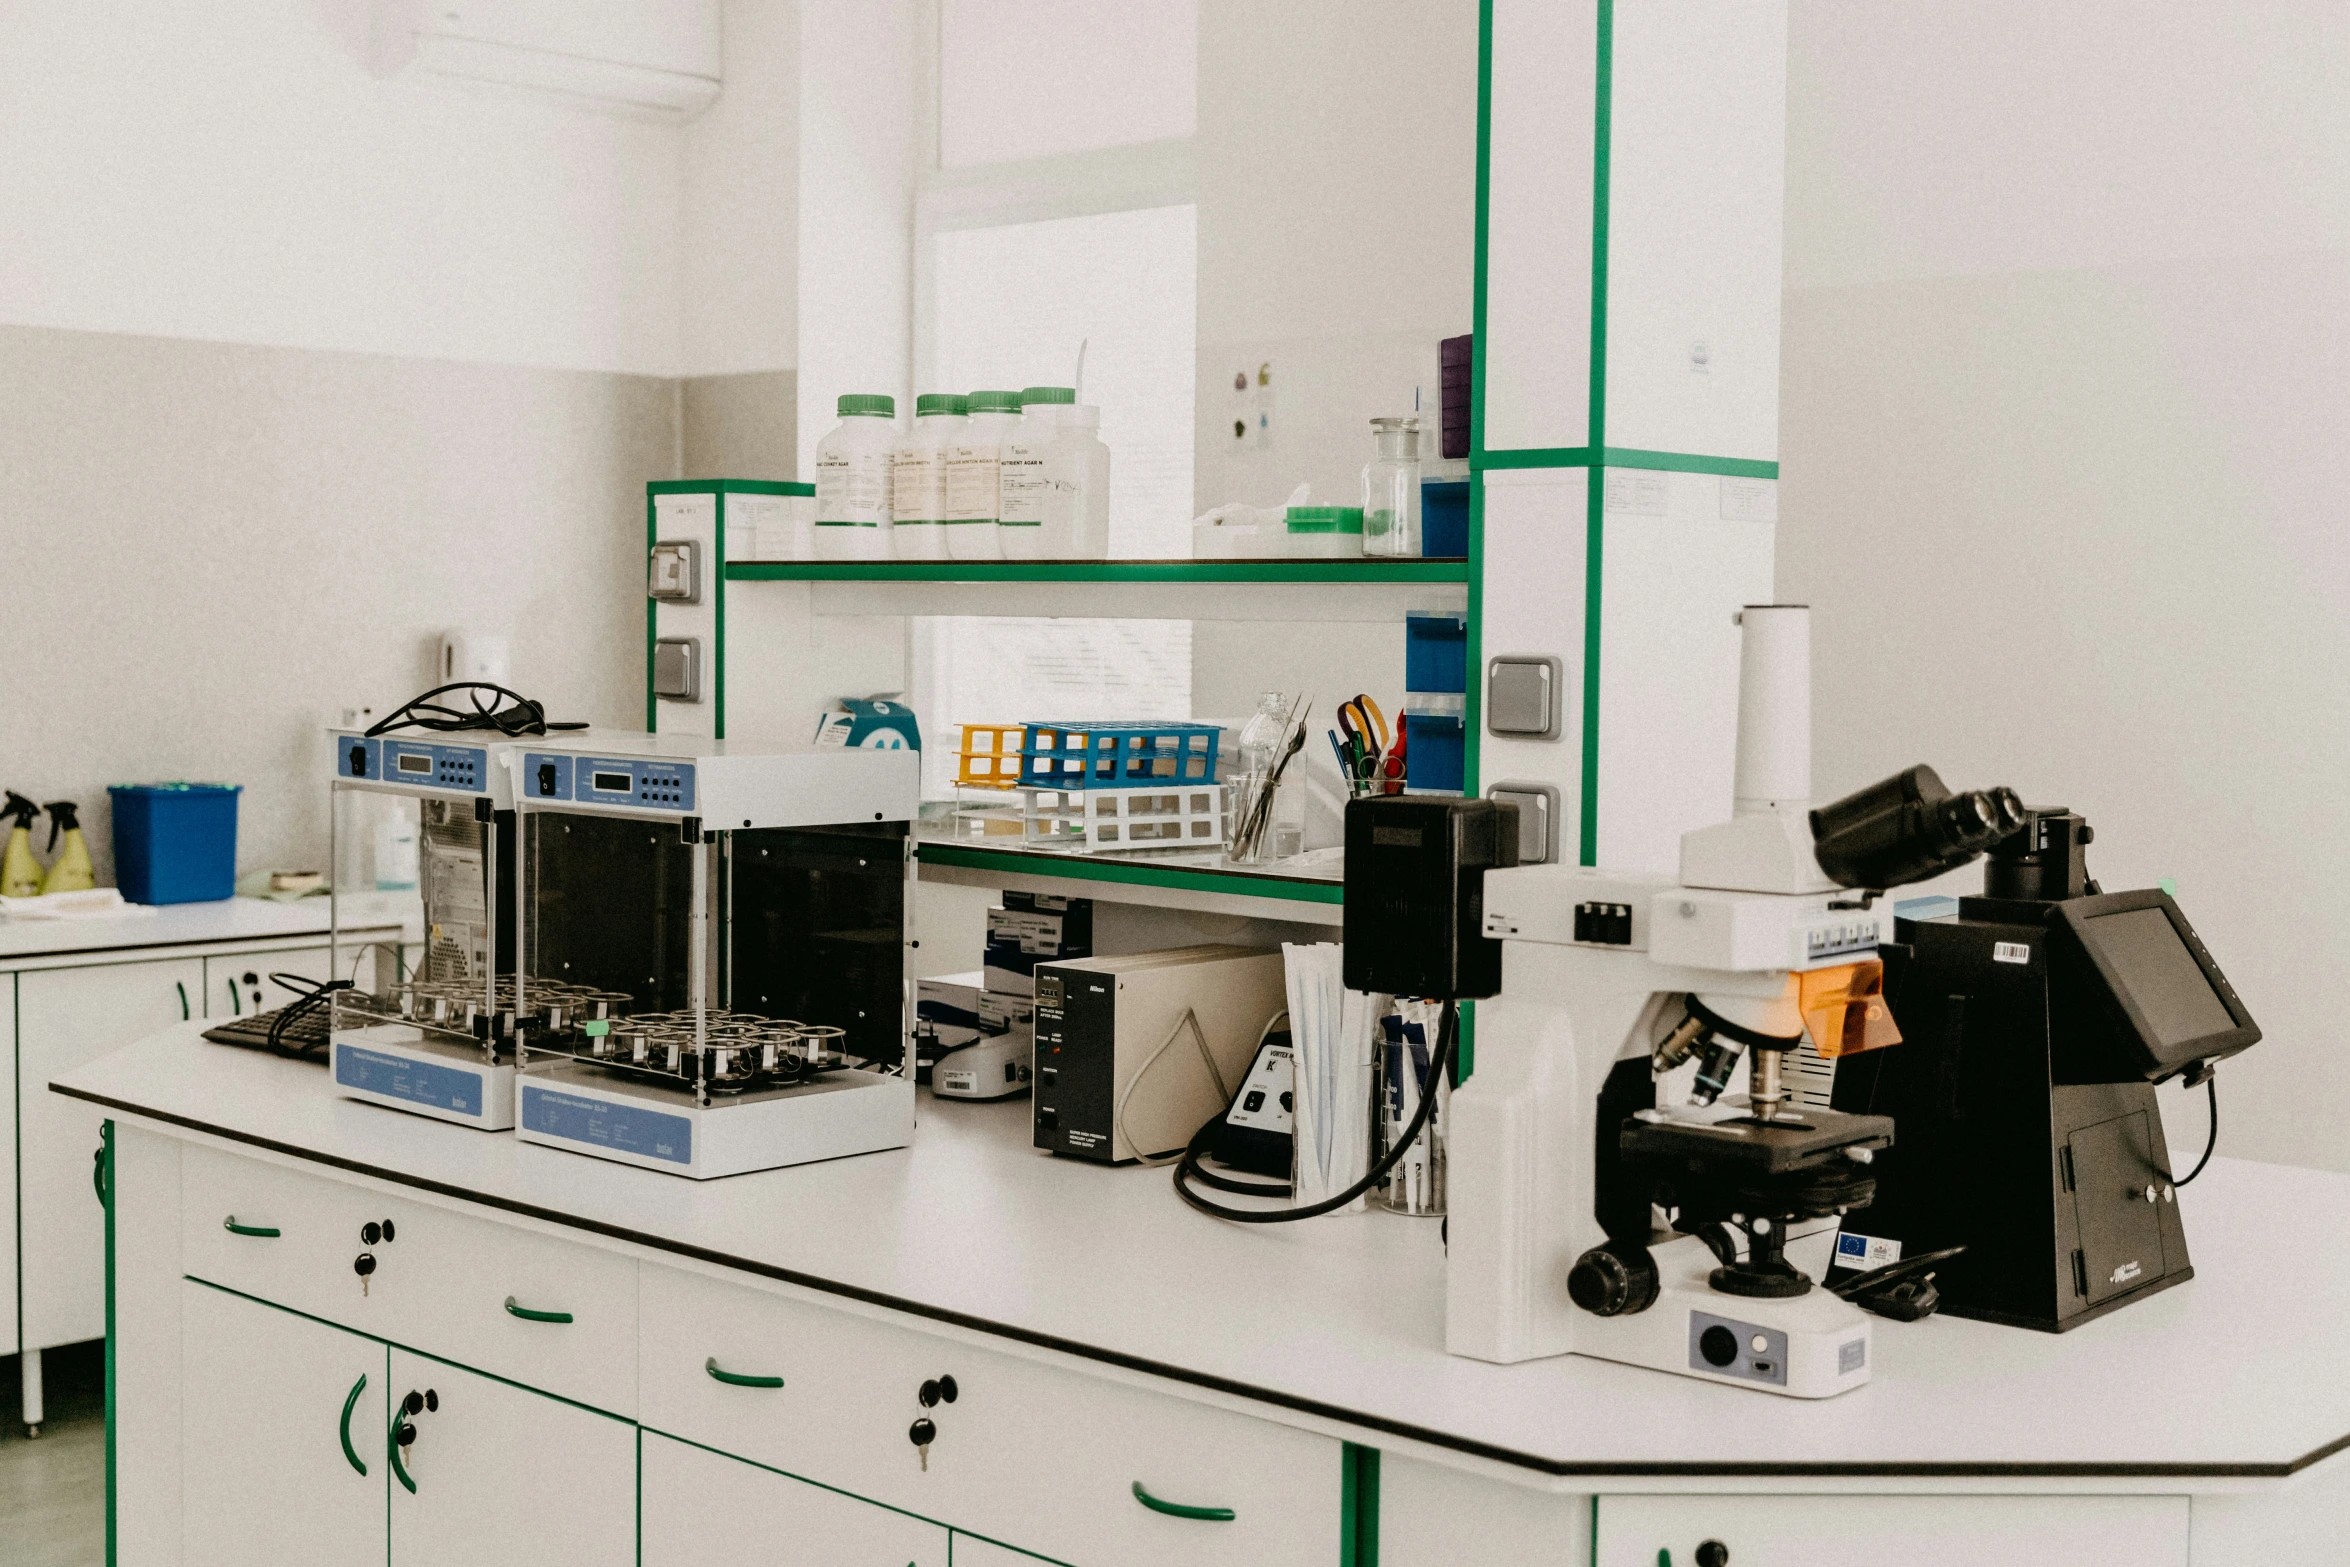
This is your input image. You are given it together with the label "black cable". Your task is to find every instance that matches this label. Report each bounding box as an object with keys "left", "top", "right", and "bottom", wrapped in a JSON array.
[
  {"left": 2170, "top": 1075, "right": 2219, "bottom": 1187},
  {"left": 262, "top": 973, "right": 352, "bottom": 1059},
  {"left": 364, "top": 682, "right": 587, "bottom": 739},
  {"left": 1173, "top": 1000, "right": 1455, "bottom": 1225}
]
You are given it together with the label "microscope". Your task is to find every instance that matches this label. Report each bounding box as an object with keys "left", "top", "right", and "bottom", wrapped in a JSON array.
[
  {"left": 1830, "top": 807, "right": 2261, "bottom": 1329},
  {"left": 1459, "top": 606, "right": 2022, "bottom": 1396}
]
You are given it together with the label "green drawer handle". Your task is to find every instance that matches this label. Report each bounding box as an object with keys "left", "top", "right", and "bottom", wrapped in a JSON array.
[
  {"left": 223, "top": 1216, "right": 280, "bottom": 1238},
  {"left": 92, "top": 1144, "right": 109, "bottom": 1210},
  {"left": 705, "top": 1357, "right": 784, "bottom": 1389},
  {"left": 177, "top": 981, "right": 189, "bottom": 1021},
  {"left": 389, "top": 1408, "right": 417, "bottom": 1495},
  {"left": 1131, "top": 1482, "right": 1235, "bottom": 1522},
  {"left": 339, "top": 1374, "right": 369, "bottom": 1477},
  {"left": 504, "top": 1296, "right": 573, "bottom": 1324}
]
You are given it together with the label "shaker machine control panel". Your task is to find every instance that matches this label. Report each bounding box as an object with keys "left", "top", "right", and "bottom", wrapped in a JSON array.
[
  {"left": 338, "top": 736, "right": 490, "bottom": 796},
  {"left": 521, "top": 753, "right": 697, "bottom": 814}
]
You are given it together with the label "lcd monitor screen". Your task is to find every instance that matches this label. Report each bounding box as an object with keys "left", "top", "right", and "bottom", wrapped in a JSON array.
[{"left": 2077, "top": 905, "right": 2239, "bottom": 1065}]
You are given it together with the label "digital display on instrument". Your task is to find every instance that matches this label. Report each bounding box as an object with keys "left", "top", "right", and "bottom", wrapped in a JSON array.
[
  {"left": 2080, "top": 907, "right": 2237, "bottom": 1053},
  {"left": 592, "top": 771, "right": 633, "bottom": 794},
  {"left": 397, "top": 754, "right": 434, "bottom": 776}
]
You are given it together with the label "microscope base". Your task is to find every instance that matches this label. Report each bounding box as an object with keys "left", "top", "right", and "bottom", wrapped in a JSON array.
[{"left": 1576, "top": 1235, "right": 1874, "bottom": 1398}]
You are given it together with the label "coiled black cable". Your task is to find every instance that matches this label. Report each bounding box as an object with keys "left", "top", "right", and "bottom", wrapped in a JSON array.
[
  {"left": 1173, "top": 1000, "right": 1455, "bottom": 1225},
  {"left": 364, "top": 682, "right": 586, "bottom": 739}
]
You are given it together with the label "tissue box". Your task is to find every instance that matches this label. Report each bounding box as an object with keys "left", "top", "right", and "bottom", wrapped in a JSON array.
[
  {"left": 917, "top": 972, "right": 1036, "bottom": 1049},
  {"left": 983, "top": 896, "right": 1094, "bottom": 997}
]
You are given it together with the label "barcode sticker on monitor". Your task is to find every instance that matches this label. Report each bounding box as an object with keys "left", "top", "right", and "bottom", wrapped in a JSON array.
[{"left": 1993, "top": 942, "right": 2032, "bottom": 965}]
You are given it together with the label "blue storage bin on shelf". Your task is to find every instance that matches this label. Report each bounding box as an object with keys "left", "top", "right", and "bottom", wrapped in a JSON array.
[
  {"left": 108, "top": 782, "right": 241, "bottom": 905},
  {"left": 1404, "top": 611, "right": 1468, "bottom": 697},
  {"left": 1018, "top": 722, "right": 1223, "bottom": 789},
  {"left": 1422, "top": 479, "right": 1470, "bottom": 558},
  {"left": 1402, "top": 712, "right": 1466, "bottom": 795}
]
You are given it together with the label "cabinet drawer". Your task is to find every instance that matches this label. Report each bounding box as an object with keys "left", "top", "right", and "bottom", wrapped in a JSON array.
[
  {"left": 639, "top": 1262, "right": 1340, "bottom": 1567},
  {"left": 1598, "top": 1493, "right": 2190, "bottom": 1567},
  {"left": 181, "top": 1145, "right": 636, "bottom": 1415}
]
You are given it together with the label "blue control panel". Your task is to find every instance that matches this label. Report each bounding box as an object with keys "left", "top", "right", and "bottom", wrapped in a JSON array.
[
  {"left": 335, "top": 1043, "right": 485, "bottom": 1116},
  {"left": 520, "top": 1083, "right": 692, "bottom": 1164},
  {"left": 336, "top": 735, "right": 490, "bottom": 795},
  {"left": 520, "top": 752, "right": 696, "bottom": 813}
]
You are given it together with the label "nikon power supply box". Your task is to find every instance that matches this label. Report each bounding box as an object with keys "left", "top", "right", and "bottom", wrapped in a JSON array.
[{"left": 1031, "top": 946, "right": 1287, "bottom": 1163}]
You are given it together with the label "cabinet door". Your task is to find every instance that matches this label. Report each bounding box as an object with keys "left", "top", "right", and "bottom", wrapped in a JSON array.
[
  {"left": 182, "top": 1281, "right": 387, "bottom": 1567},
  {"left": 1597, "top": 1493, "right": 2189, "bottom": 1567},
  {"left": 387, "top": 1348, "right": 634, "bottom": 1567},
  {"left": 642, "top": 1432, "right": 947, "bottom": 1567},
  {"left": 0, "top": 974, "right": 16, "bottom": 1356},
  {"left": 20, "top": 956, "right": 204, "bottom": 1348}
]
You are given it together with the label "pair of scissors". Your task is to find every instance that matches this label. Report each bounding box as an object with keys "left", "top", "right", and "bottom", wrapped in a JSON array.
[{"left": 1338, "top": 695, "right": 1400, "bottom": 793}]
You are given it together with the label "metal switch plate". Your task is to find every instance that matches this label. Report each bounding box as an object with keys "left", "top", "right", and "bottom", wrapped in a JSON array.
[
  {"left": 648, "top": 540, "right": 701, "bottom": 603},
  {"left": 1486, "top": 654, "right": 1563, "bottom": 738},
  {"left": 652, "top": 637, "right": 702, "bottom": 702},
  {"left": 1486, "top": 781, "right": 1560, "bottom": 865}
]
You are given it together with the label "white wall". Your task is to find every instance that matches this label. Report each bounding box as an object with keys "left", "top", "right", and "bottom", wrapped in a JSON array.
[
  {"left": 0, "top": 0, "right": 707, "bottom": 885},
  {"left": 684, "top": 0, "right": 801, "bottom": 378},
  {"left": 795, "top": 0, "right": 926, "bottom": 469},
  {"left": 1193, "top": 0, "right": 1478, "bottom": 512},
  {"left": 1779, "top": 0, "right": 2350, "bottom": 1172},
  {"left": 0, "top": 0, "right": 688, "bottom": 376}
]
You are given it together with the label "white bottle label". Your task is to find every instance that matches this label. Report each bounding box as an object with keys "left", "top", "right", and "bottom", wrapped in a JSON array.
[
  {"left": 944, "top": 445, "right": 999, "bottom": 521},
  {"left": 815, "top": 449, "right": 891, "bottom": 523},
  {"left": 892, "top": 447, "right": 946, "bottom": 523},
  {"left": 998, "top": 442, "right": 1049, "bottom": 525}
]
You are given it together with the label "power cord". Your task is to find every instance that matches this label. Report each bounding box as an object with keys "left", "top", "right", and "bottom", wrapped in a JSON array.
[
  {"left": 364, "top": 682, "right": 586, "bottom": 739},
  {"left": 1115, "top": 1007, "right": 1235, "bottom": 1167},
  {"left": 2168, "top": 1074, "right": 2219, "bottom": 1187},
  {"left": 263, "top": 972, "right": 353, "bottom": 1059},
  {"left": 1173, "top": 1000, "right": 1455, "bottom": 1225}
]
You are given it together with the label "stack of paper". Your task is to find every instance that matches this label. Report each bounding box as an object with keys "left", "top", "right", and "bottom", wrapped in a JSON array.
[{"left": 1282, "top": 942, "right": 1380, "bottom": 1211}]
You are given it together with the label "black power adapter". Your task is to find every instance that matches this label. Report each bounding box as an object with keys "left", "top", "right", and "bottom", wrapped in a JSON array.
[{"left": 1341, "top": 795, "right": 1519, "bottom": 1002}]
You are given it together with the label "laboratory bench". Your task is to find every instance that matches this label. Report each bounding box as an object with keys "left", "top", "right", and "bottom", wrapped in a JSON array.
[
  {"left": 1, "top": 896, "right": 411, "bottom": 1437},
  {"left": 58, "top": 1024, "right": 2350, "bottom": 1565}
]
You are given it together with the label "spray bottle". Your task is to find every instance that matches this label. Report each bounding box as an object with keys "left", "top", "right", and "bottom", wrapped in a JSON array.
[
  {"left": 40, "top": 800, "right": 95, "bottom": 895},
  {"left": 2, "top": 792, "right": 43, "bottom": 898}
]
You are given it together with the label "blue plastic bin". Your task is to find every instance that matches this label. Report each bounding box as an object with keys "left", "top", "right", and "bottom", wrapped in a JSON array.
[
  {"left": 1422, "top": 479, "right": 1470, "bottom": 558},
  {"left": 109, "top": 783, "right": 240, "bottom": 905},
  {"left": 1404, "top": 611, "right": 1468, "bottom": 695},
  {"left": 1401, "top": 714, "right": 1466, "bottom": 795}
]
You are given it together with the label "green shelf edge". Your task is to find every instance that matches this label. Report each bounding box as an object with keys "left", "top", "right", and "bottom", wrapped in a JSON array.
[
  {"left": 723, "top": 559, "right": 1470, "bottom": 585},
  {"left": 916, "top": 842, "right": 1344, "bottom": 905}
]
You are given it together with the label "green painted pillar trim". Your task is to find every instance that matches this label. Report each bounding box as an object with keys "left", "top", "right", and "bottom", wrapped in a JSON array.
[
  {"left": 1581, "top": 0, "right": 1614, "bottom": 868},
  {"left": 1341, "top": 1442, "right": 1381, "bottom": 1566},
  {"left": 103, "top": 1117, "right": 116, "bottom": 1567}
]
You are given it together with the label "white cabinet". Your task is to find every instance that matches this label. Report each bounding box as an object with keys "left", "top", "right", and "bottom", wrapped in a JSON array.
[
  {"left": 20, "top": 955, "right": 203, "bottom": 1351},
  {"left": 641, "top": 1431, "right": 948, "bottom": 1567},
  {"left": 386, "top": 1348, "right": 636, "bottom": 1567},
  {"left": 181, "top": 1281, "right": 387, "bottom": 1567},
  {"left": 1594, "top": 1493, "right": 2190, "bottom": 1567}
]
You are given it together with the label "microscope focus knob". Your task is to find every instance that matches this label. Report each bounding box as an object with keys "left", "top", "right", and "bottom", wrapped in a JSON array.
[{"left": 1567, "top": 1244, "right": 1660, "bottom": 1317}]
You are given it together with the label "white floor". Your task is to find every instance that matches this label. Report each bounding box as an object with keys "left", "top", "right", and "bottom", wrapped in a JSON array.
[{"left": 0, "top": 1345, "right": 105, "bottom": 1567}]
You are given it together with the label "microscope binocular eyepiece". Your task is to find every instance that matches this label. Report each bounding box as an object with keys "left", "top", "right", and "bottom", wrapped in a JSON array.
[{"left": 1809, "top": 764, "right": 2024, "bottom": 891}]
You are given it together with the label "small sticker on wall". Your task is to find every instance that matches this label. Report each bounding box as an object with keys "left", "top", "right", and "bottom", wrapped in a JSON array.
[
  {"left": 1719, "top": 478, "right": 1778, "bottom": 523},
  {"left": 1604, "top": 472, "right": 1668, "bottom": 516}
]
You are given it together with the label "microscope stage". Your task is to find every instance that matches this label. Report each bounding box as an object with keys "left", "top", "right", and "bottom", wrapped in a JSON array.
[{"left": 1621, "top": 1107, "right": 1892, "bottom": 1173}]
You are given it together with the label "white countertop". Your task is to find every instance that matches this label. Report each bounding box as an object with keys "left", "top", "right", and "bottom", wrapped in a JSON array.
[
  {"left": 0, "top": 894, "right": 414, "bottom": 962},
  {"left": 57, "top": 1025, "right": 2350, "bottom": 1485}
]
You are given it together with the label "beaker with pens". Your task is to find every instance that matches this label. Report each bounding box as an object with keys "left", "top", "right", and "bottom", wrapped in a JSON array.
[
  {"left": 1330, "top": 693, "right": 1404, "bottom": 800},
  {"left": 1377, "top": 1000, "right": 1447, "bottom": 1216}
]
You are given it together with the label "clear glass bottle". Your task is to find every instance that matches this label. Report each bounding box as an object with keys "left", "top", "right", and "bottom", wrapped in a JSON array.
[{"left": 1361, "top": 416, "right": 1423, "bottom": 557}]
